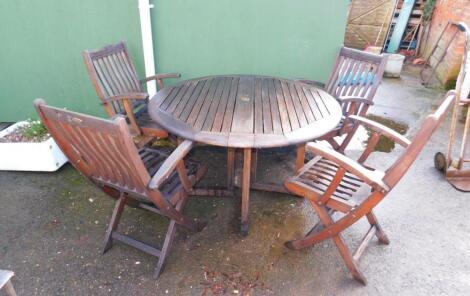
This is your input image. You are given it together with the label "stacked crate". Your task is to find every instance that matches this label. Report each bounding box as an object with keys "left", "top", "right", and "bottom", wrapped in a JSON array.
[{"left": 385, "top": 0, "right": 428, "bottom": 52}]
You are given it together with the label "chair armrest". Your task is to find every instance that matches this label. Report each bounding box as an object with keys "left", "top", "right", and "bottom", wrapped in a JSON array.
[
  {"left": 106, "top": 92, "right": 149, "bottom": 102},
  {"left": 460, "top": 98, "right": 470, "bottom": 104},
  {"left": 349, "top": 115, "right": 411, "bottom": 148},
  {"left": 148, "top": 140, "right": 194, "bottom": 190},
  {"left": 337, "top": 96, "right": 374, "bottom": 106},
  {"left": 306, "top": 142, "right": 390, "bottom": 192},
  {"left": 140, "top": 73, "right": 181, "bottom": 84}
]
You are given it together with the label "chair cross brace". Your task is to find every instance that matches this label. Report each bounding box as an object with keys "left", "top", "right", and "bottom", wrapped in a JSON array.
[{"left": 103, "top": 193, "right": 186, "bottom": 278}]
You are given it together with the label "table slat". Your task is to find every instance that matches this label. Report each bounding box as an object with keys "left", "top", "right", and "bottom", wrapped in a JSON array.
[
  {"left": 203, "top": 77, "right": 228, "bottom": 131},
  {"left": 274, "top": 80, "right": 292, "bottom": 133},
  {"left": 280, "top": 81, "right": 301, "bottom": 130},
  {"left": 231, "top": 77, "right": 255, "bottom": 134},
  {"left": 288, "top": 82, "right": 308, "bottom": 127},
  {"left": 221, "top": 77, "right": 240, "bottom": 132},
  {"left": 166, "top": 83, "right": 191, "bottom": 113},
  {"left": 302, "top": 85, "right": 322, "bottom": 120},
  {"left": 179, "top": 80, "right": 206, "bottom": 122},
  {"left": 211, "top": 77, "right": 233, "bottom": 132},
  {"left": 268, "top": 78, "right": 283, "bottom": 134},
  {"left": 253, "top": 78, "right": 264, "bottom": 134},
  {"left": 295, "top": 84, "right": 316, "bottom": 124},
  {"left": 261, "top": 78, "right": 273, "bottom": 134},
  {"left": 311, "top": 89, "right": 330, "bottom": 117},
  {"left": 159, "top": 85, "right": 182, "bottom": 110},
  {"left": 186, "top": 78, "right": 214, "bottom": 126},
  {"left": 193, "top": 78, "right": 222, "bottom": 130}
]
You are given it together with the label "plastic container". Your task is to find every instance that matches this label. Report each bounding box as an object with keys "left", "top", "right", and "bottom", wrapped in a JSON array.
[{"left": 384, "top": 54, "right": 405, "bottom": 78}]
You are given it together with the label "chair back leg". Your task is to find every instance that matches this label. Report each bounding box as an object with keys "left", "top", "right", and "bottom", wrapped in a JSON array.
[{"left": 366, "top": 211, "right": 390, "bottom": 245}]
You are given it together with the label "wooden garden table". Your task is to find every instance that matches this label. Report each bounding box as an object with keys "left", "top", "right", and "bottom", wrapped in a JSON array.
[{"left": 149, "top": 75, "right": 342, "bottom": 235}]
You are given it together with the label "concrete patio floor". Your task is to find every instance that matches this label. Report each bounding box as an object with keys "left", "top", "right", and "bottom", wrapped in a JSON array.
[{"left": 1, "top": 66, "right": 470, "bottom": 295}]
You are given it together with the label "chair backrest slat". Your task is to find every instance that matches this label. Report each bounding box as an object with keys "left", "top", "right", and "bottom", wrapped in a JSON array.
[
  {"left": 34, "top": 99, "right": 151, "bottom": 195},
  {"left": 384, "top": 92, "right": 455, "bottom": 187},
  {"left": 118, "top": 51, "right": 142, "bottom": 91},
  {"left": 111, "top": 54, "right": 134, "bottom": 91},
  {"left": 326, "top": 47, "right": 387, "bottom": 104},
  {"left": 83, "top": 41, "right": 144, "bottom": 116},
  {"left": 342, "top": 59, "right": 363, "bottom": 97}
]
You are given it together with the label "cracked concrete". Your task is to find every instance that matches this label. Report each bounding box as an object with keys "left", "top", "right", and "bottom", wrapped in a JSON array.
[{"left": 1, "top": 66, "right": 469, "bottom": 295}]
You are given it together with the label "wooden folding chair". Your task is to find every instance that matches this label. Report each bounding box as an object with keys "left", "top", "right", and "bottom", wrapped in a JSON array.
[
  {"left": 83, "top": 41, "right": 180, "bottom": 142},
  {"left": 284, "top": 92, "right": 455, "bottom": 285},
  {"left": 298, "top": 47, "right": 388, "bottom": 154},
  {"left": 34, "top": 99, "right": 207, "bottom": 278}
]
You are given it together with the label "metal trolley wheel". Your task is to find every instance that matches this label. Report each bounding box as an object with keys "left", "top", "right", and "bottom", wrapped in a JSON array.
[{"left": 434, "top": 152, "right": 447, "bottom": 172}]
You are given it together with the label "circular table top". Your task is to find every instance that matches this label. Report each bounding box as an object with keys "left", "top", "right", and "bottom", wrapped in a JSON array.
[{"left": 148, "top": 75, "right": 342, "bottom": 148}]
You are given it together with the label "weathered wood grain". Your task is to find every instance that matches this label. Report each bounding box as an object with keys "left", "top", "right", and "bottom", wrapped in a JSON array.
[{"left": 149, "top": 75, "right": 342, "bottom": 149}]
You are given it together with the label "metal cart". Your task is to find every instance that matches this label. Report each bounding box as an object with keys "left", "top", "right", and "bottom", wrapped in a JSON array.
[{"left": 434, "top": 22, "right": 470, "bottom": 191}]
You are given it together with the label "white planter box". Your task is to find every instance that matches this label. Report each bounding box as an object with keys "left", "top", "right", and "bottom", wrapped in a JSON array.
[{"left": 0, "top": 121, "right": 68, "bottom": 172}]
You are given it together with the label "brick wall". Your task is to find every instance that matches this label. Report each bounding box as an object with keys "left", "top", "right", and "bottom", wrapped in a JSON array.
[{"left": 421, "top": 0, "right": 470, "bottom": 86}]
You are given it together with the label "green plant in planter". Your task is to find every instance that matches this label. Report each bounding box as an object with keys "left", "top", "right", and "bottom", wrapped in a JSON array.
[{"left": 22, "top": 119, "right": 48, "bottom": 140}]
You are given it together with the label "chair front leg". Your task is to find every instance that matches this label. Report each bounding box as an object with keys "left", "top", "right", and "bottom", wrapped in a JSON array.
[
  {"left": 332, "top": 234, "right": 367, "bottom": 285},
  {"left": 154, "top": 195, "right": 186, "bottom": 278},
  {"left": 314, "top": 198, "right": 367, "bottom": 285},
  {"left": 154, "top": 218, "right": 177, "bottom": 279},
  {"left": 102, "top": 193, "right": 127, "bottom": 254}
]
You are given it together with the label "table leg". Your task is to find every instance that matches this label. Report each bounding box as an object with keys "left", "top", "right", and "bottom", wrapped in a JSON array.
[
  {"left": 251, "top": 149, "right": 258, "bottom": 182},
  {"left": 189, "top": 148, "right": 236, "bottom": 197},
  {"left": 295, "top": 144, "right": 306, "bottom": 173},
  {"left": 241, "top": 148, "right": 252, "bottom": 236},
  {"left": 227, "top": 148, "right": 235, "bottom": 191}
]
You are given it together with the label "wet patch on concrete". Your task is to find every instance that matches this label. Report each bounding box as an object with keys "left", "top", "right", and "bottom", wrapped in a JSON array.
[{"left": 365, "top": 114, "right": 409, "bottom": 152}]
